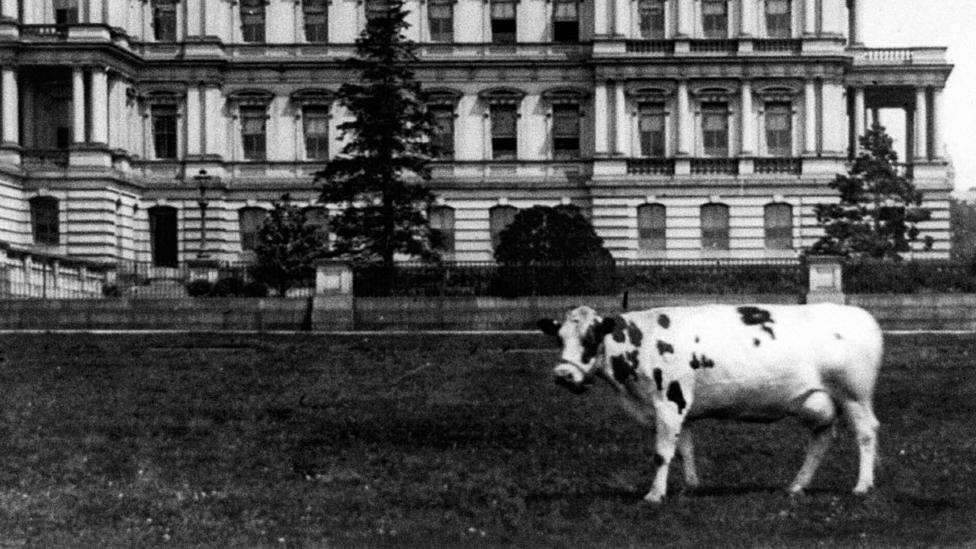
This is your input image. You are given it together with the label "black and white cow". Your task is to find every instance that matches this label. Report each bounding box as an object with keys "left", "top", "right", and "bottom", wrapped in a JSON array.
[{"left": 538, "top": 303, "right": 883, "bottom": 504}]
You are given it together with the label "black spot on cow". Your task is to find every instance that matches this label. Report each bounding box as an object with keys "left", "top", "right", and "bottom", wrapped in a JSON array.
[
  {"left": 653, "top": 453, "right": 666, "bottom": 467},
  {"left": 667, "top": 381, "right": 687, "bottom": 414},
  {"left": 657, "top": 314, "right": 670, "bottom": 329},
  {"left": 610, "top": 350, "right": 640, "bottom": 384},
  {"left": 695, "top": 336, "right": 700, "bottom": 343},
  {"left": 689, "top": 353, "right": 715, "bottom": 370},
  {"left": 754, "top": 338, "right": 761, "bottom": 347},
  {"left": 605, "top": 316, "right": 629, "bottom": 343},
  {"left": 653, "top": 368, "right": 663, "bottom": 391},
  {"left": 834, "top": 333, "right": 843, "bottom": 340},
  {"left": 580, "top": 324, "right": 602, "bottom": 364},
  {"left": 656, "top": 340, "right": 674, "bottom": 356},
  {"left": 626, "top": 321, "right": 644, "bottom": 347},
  {"left": 737, "top": 306, "right": 776, "bottom": 339}
]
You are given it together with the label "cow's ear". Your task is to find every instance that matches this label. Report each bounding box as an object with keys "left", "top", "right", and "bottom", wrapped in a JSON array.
[
  {"left": 537, "top": 318, "right": 561, "bottom": 337},
  {"left": 596, "top": 316, "right": 618, "bottom": 340}
]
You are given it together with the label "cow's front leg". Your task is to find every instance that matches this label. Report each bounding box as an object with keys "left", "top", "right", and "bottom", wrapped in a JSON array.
[
  {"left": 677, "top": 430, "right": 700, "bottom": 489},
  {"left": 645, "top": 395, "right": 687, "bottom": 504}
]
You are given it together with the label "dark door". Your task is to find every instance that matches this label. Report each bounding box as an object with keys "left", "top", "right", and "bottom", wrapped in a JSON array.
[{"left": 149, "top": 206, "right": 178, "bottom": 267}]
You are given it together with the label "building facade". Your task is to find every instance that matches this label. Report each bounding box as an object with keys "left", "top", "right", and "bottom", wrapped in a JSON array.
[{"left": 0, "top": 0, "right": 954, "bottom": 265}]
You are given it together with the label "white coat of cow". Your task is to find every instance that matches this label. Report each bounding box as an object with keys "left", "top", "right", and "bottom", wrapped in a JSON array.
[{"left": 538, "top": 303, "right": 883, "bottom": 504}]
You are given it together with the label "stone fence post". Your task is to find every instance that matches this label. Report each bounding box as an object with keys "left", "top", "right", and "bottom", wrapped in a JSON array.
[
  {"left": 806, "top": 255, "right": 845, "bottom": 304},
  {"left": 311, "top": 259, "right": 354, "bottom": 330}
]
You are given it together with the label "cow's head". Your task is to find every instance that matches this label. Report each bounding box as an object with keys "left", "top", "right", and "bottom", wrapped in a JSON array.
[{"left": 538, "top": 306, "right": 618, "bottom": 394}]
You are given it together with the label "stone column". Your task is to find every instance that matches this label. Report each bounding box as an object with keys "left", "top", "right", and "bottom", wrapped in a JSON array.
[
  {"left": 676, "top": 0, "right": 693, "bottom": 37},
  {"left": 821, "top": 82, "right": 846, "bottom": 155},
  {"left": 849, "top": 0, "right": 863, "bottom": 45},
  {"left": 594, "top": 82, "right": 609, "bottom": 155},
  {"left": 932, "top": 87, "right": 944, "bottom": 159},
  {"left": 107, "top": 75, "right": 120, "bottom": 149},
  {"left": 72, "top": 68, "right": 87, "bottom": 144},
  {"left": 204, "top": 86, "right": 224, "bottom": 157},
  {"left": 740, "top": 0, "right": 755, "bottom": 37},
  {"left": 1, "top": 68, "right": 17, "bottom": 145},
  {"left": 186, "top": 85, "right": 202, "bottom": 156},
  {"left": 804, "top": 0, "right": 816, "bottom": 35},
  {"left": 90, "top": 67, "right": 109, "bottom": 145},
  {"left": 740, "top": 80, "right": 754, "bottom": 155},
  {"left": 312, "top": 260, "right": 355, "bottom": 330},
  {"left": 807, "top": 255, "right": 845, "bottom": 304},
  {"left": 614, "top": 82, "right": 628, "bottom": 155},
  {"left": 594, "top": 0, "right": 609, "bottom": 36},
  {"left": 915, "top": 87, "right": 928, "bottom": 161},
  {"left": 804, "top": 80, "right": 817, "bottom": 154},
  {"left": 853, "top": 86, "right": 865, "bottom": 149},
  {"left": 677, "top": 80, "right": 691, "bottom": 155},
  {"left": 89, "top": 0, "right": 104, "bottom": 23},
  {"left": 614, "top": 0, "right": 630, "bottom": 37},
  {"left": 1, "top": 0, "right": 18, "bottom": 20}
]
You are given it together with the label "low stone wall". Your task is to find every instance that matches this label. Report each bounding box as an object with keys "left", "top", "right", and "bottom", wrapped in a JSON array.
[{"left": 848, "top": 294, "right": 976, "bottom": 331}]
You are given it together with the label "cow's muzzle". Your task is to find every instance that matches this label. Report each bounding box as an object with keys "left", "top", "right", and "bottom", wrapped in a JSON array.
[{"left": 553, "top": 361, "right": 593, "bottom": 394}]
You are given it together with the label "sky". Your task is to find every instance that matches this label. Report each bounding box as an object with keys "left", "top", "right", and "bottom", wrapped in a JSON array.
[{"left": 860, "top": 0, "right": 976, "bottom": 192}]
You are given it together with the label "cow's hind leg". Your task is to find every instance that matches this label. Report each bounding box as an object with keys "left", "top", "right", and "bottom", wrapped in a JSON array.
[
  {"left": 789, "top": 391, "right": 837, "bottom": 494},
  {"left": 676, "top": 430, "right": 700, "bottom": 489},
  {"left": 843, "top": 399, "right": 880, "bottom": 494}
]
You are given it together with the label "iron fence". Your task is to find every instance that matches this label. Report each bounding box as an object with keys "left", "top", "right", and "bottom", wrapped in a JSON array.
[
  {"left": 353, "top": 258, "right": 808, "bottom": 297},
  {"left": 843, "top": 259, "right": 976, "bottom": 294}
]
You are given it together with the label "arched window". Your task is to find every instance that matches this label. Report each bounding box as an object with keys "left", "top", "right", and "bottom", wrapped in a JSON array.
[
  {"left": 637, "top": 203, "right": 666, "bottom": 251},
  {"left": 489, "top": 205, "right": 518, "bottom": 251},
  {"left": 239, "top": 207, "right": 269, "bottom": 251},
  {"left": 429, "top": 205, "right": 456, "bottom": 254},
  {"left": 148, "top": 205, "right": 178, "bottom": 267},
  {"left": 764, "top": 203, "right": 793, "bottom": 250},
  {"left": 701, "top": 203, "right": 729, "bottom": 251},
  {"left": 30, "top": 196, "right": 60, "bottom": 246}
]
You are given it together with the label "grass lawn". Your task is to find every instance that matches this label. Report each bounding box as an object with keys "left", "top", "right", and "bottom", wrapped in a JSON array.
[{"left": 0, "top": 332, "right": 973, "bottom": 548}]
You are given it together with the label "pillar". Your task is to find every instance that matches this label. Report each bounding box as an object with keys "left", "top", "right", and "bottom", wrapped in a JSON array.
[
  {"left": 594, "top": 82, "right": 609, "bottom": 155},
  {"left": 804, "top": 0, "right": 816, "bottom": 35},
  {"left": 614, "top": 82, "right": 628, "bottom": 155},
  {"left": 849, "top": 0, "right": 863, "bottom": 45},
  {"left": 740, "top": 0, "right": 755, "bottom": 37},
  {"left": 187, "top": 0, "right": 202, "bottom": 37},
  {"left": 677, "top": 80, "right": 691, "bottom": 156},
  {"left": 614, "top": 0, "right": 630, "bottom": 37},
  {"left": 853, "top": 86, "right": 865, "bottom": 148},
  {"left": 740, "top": 80, "right": 754, "bottom": 155},
  {"left": 594, "top": 0, "right": 609, "bottom": 36},
  {"left": 676, "top": 0, "right": 693, "bottom": 38},
  {"left": 72, "top": 68, "right": 86, "bottom": 144},
  {"left": 915, "top": 87, "right": 928, "bottom": 161},
  {"left": 90, "top": 67, "right": 109, "bottom": 145},
  {"left": 107, "top": 75, "right": 120, "bottom": 149},
  {"left": 931, "top": 87, "right": 944, "bottom": 159},
  {"left": 89, "top": 0, "right": 104, "bottom": 23},
  {"left": 1, "top": 68, "right": 17, "bottom": 145},
  {"left": 804, "top": 80, "right": 817, "bottom": 154},
  {"left": 203, "top": 86, "right": 224, "bottom": 158},
  {"left": 1, "top": 0, "right": 17, "bottom": 20},
  {"left": 186, "top": 85, "right": 202, "bottom": 156}
]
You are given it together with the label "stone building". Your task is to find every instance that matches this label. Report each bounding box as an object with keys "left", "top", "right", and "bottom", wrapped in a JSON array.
[{"left": 0, "top": 0, "right": 953, "bottom": 265}]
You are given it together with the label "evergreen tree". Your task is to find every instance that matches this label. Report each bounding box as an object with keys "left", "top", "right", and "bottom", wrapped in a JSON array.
[
  {"left": 810, "top": 123, "right": 932, "bottom": 259},
  {"left": 251, "top": 195, "right": 329, "bottom": 296},
  {"left": 315, "top": 0, "right": 438, "bottom": 269}
]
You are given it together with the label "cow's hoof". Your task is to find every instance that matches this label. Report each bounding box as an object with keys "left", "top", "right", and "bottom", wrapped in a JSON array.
[
  {"left": 852, "top": 485, "right": 874, "bottom": 496},
  {"left": 641, "top": 493, "right": 665, "bottom": 506},
  {"left": 787, "top": 484, "right": 806, "bottom": 496}
]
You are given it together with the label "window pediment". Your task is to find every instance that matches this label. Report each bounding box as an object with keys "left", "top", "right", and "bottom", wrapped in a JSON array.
[
  {"left": 756, "top": 86, "right": 800, "bottom": 103},
  {"left": 227, "top": 89, "right": 275, "bottom": 106},
  {"left": 692, "top": 86, "right": 734, "bottom": 103},
  {"left": 290, "top": 88, "right": 335, "bottom": 106},
  {"left": 627, "top": 86, "right": 672, "bottom": 102},
  {"left": 479, "top": 87, "right": 526, "bottom": 105},
  {"left": 140, "top": 90, "right": 184, "bottom": 105},
  {"left": 541, "top": 87, "right": 588, "bottom": 104},
  {"left": 424, "top": 88, "right": 463, "bottom": 106}
]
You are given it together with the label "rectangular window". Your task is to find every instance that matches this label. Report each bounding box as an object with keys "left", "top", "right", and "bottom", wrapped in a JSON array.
[
  {"left": 152, "top": 0, "right": 177, "bottom": 41},
  {"left": 552, "top": 0, "right": 579, "bottom": 43},
  {"left": 303, "top": 106, "right": 330, "bottom": 160},
  {"left": 430, "top": 206, "right": 456, "bottom": 253},
  {"left": 702, "top": 0, "right": 728, "bottom": 39},
  {"left": 765, "top": 102, "right": 792, "bottom": 156},
  {"left": 366, "top": 0, "right": 390, "bottom": 21},
  {"left": 151, "top": 104, "right": 178, "bottom": 160},
  {"left": 764, "top": 203, "right": 793, "bottom": 250},
  {"left": 430, "top": 105, "right": 455, "bottom": 159},
  {"left": 702, "top": 104, "right": 729, "bottom": 157},
  {"left": 491, "top": 0, "right": 516, "bottom": 44},
  {"left": 638, "top": 0, "right": 666, "bottom": 39},
  {"left": 241, "top": 0, "right": 266, "bottom": 43},
  {"left": 765, "top": 0, "right": 792, "bottom": 38},
  {"left": 428, "top": 0, "right": 453, "bottom": 42},
  {"left": 491, "top": 105, "right": 517, "bottom": 159},
  {"left": 638, "top": 204, "right": 666, "bottom": 251},
  {"left": 31, "top": 198, "right": 60, "bottom": 246},
  {"left": 54, "top": 0, "right": 78, "bottom": 25},
  {"left": 490, "top": 206, "right": 517, "bottom": 250},
  {"left": 701, "top": 204, "right": 729, "bottom": 251},
  {"left": 304, "top": 0, "right": 328, "bottom": 42},
  {"left": 239, "top": 208, "right": 268, "bottom": 252},
  {"left": 240, "top": 106, "right": 267, "bottom": 160},
  {"left": 639, "top": 103, "right": 666, "bottom": 157},
  {"left": 552, "top": 104, "right": 580, "bottom": 159}
]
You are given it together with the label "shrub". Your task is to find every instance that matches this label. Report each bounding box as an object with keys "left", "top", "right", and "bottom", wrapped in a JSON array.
[
  {"left": 101, "top": 283, "right": 121, "bottom": 298},
  {"left": 186, "top": 279, "right": 214, "bottom": 297},
  {"left": 242, "top": 281, "right": 270, "bottom": 298},
  {"left": 211, "top": 276, "right": 245, "bottom": 297}
]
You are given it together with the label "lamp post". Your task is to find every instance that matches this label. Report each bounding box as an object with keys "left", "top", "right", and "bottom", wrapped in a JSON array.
[{"left": 193, "top": 169, "right": 212, "bottom": 259}]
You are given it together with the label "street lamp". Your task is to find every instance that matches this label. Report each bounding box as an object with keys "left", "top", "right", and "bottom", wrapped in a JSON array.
[{"left": 193, "top": 169, "right": 213, "bottom": 259}]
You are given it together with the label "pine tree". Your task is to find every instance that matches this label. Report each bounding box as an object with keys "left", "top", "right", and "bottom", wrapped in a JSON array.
[
  {"left": 810, "top": 123, "right": 932, "bottom": 259},
  {"left": 315, "top": 0, "right": 438, "bottom": 270},
  {"left": 251, "top": 195, "right": 329, "bottom": 297}
]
